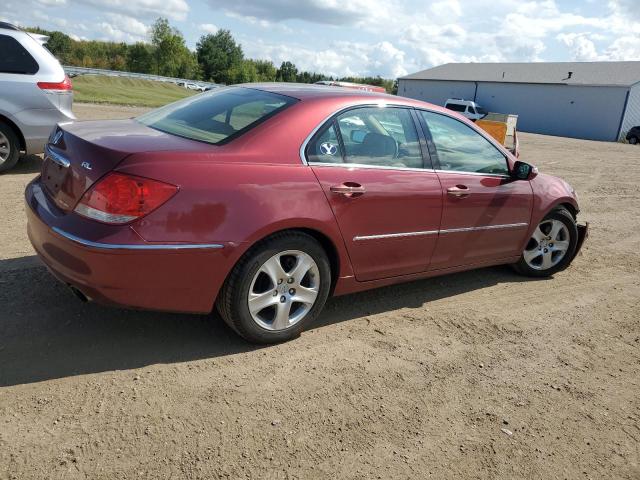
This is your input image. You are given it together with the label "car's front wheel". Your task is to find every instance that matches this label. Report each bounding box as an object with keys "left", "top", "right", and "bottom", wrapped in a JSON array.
[
  {"left": 513, "top": 208, "right": 578, "bottom": 277},
  {"left": 217, "top": 231, "right": 331, "bottom": 343},
  {"left": 629, "top": 136, "right": 638, "bottom": 145},
  {"left": 0, "top": 123, "right": 20, "bottom": 173}
]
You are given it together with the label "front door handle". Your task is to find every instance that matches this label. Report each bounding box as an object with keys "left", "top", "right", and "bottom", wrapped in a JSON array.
[
  {"left": 330, "top": 182, "right": 366, "bottom": 198},
  {"left": 447, "top": 185, "right": 470, "bottom": 198}
]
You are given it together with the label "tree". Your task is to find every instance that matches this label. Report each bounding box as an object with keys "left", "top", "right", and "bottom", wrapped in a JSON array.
[
  {"left": 196, "top": 30, "right": 244, "bottom": 84},
  {"left": 276, "top": 61, "right": 297, "bottom": 82},
  {"left": 127, "top": 42, "right": 154, "bottom": 73},
  {"left": 150, "top": 17, "right": 192, "bottom": 77},
  {"left": 252, "top": 59, "right": 277, "bottom": 82}
]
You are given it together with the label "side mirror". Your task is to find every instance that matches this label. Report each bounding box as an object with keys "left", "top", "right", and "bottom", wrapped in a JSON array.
[
  {"left": 350, "top": 130, "right": 367, "bottom": 143},
  {"left": 511, "top": 161, "right": 538, "bottom": 180}
]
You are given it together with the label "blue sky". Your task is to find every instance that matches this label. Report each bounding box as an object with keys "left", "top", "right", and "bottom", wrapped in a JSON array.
[{"left": 1, "top": 0, "right": 639, "bottom": 77}]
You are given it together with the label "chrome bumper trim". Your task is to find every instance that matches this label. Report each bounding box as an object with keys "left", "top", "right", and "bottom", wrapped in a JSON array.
[
  {"left": 52, "top": 227, "right": 224, "bottom": 250},
  {"left": 45, "top": 145, "right": 70, "bottom": 168}
]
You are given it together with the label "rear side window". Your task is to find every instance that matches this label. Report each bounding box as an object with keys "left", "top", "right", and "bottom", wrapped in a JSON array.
[
  {"left": 137, "top": 87, "right": 297, "bottom": 145},
  {"left": 0, "top": 35, "right": 39, "bottom": 74},
  {"left": 445, "top": 103, "right": 466, "bottom": 112}
]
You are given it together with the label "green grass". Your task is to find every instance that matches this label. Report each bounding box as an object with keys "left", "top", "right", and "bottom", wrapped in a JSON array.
[{"left": 72, "top": 75, "right": 197, "bottom": 107}]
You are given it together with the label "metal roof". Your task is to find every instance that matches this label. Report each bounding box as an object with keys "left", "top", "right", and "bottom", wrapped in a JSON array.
[{"left": 400, "top": 62, "right": 640, "bottom": 87}]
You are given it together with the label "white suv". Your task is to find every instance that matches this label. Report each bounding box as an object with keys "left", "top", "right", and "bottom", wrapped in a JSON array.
[
  {"left": 444, "top": 98, "right": 487, "bottom": 121},
  {"left": 0, "top": 22, "right": 75, "bottom": 172}
]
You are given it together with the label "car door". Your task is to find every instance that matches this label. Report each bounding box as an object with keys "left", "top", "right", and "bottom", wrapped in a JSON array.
[
  {"left": 417, "top": 109, "right": 533, "bottom": 270},
  {"left": 307, "top": 106, "right": 442, "bottom": 282}
]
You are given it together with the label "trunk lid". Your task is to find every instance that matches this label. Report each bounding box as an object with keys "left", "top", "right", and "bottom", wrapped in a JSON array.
[{"left": 40, "top": 119, "right": 213, "bottom": 212}]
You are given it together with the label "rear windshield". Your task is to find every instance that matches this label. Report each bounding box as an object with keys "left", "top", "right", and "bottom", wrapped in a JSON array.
[
  {"left": 137, "top": 87, "right": 297, "bottom": 145},
  {"left": 445, "top": 103, "right": 466, "bottom": 112}
]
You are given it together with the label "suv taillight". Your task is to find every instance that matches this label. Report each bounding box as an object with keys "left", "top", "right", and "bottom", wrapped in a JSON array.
[
  {"left": 37, "top": 75, "right": 73, "bottom": 91},
  {"left": 74, "top": 173, "right": 178, "bottom": 224}
]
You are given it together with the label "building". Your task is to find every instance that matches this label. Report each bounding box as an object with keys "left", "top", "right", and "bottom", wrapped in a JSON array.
[{"left": 398, "top": 62, "right": 640, "bottom": 142}]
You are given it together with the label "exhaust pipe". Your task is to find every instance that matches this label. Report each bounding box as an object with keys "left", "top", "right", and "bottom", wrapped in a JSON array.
[{"left": 68, "top": 285, "right": 88, "bottom": 303}]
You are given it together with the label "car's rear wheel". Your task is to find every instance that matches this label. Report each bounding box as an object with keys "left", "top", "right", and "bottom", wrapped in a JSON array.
[
  {"left": 0, "top": 123, "right": 20, "bottom": 173},
  {"left": 513, "top": 208, "right": 578, "bottom": 277},
  {"left": 629, "top": 136, "right": 638, "bottom": 145},
  {"left": 217, "top": 231, "right": 331, "bottom": 343}
]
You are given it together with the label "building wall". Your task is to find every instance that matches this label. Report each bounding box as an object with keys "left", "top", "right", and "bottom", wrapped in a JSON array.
[
  {"left": 398, "top": 79, "right": 477, "bottom": 106},
  {"left": 619, "top": 83, "right": 640, "bottom": 140},
  {"left": 398, "top": 79, "right": 629, "bottom": 141}
]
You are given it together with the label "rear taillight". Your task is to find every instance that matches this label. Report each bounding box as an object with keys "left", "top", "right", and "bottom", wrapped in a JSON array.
[
  {"left": 37, "top": 75, "right": 73, "bottom": 91},
  {"left": 74, "top": 173, "right": 178, "bottom": 224}
]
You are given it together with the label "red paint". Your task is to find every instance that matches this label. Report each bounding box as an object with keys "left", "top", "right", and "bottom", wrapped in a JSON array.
[{"left": 25, "top": 85, "right": 582, "bottom": 314}]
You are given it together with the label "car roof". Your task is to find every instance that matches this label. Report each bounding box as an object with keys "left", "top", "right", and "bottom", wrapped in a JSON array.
[{"left": 239, "top": 82, "right": 399, "bottom": 102}]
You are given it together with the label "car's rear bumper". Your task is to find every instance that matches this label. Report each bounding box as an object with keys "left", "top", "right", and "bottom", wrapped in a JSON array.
[{"left": 25, "top": 178, "right": 235, "bottom": 313}]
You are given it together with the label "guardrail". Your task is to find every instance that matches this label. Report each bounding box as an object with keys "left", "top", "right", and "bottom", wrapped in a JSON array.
[{"left": 64, "top": 66, "right": 221, "bottom": 90}]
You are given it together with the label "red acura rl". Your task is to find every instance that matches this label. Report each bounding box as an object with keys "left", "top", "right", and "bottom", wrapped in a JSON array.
[{"left": 26, "top": 84, "right": 588, "bottom": 343}]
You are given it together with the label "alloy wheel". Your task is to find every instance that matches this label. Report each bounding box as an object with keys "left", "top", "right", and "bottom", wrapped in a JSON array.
[
  {"left": 523, "top": 219, "right": 570, "bottom": 270},
  {"left": 248, "top": 250, "right": 320, "bottom": 331}
]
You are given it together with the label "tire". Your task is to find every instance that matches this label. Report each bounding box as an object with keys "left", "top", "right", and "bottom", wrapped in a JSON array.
[
  {"left": 512, "top": 207, "right": 578, "bottom": 277},
  {"left": 629, "top": 136, "right": 638, "bottom": 145},
  {"left": 0, "top": 122, "right": 20, "bottom": 173},
  {"left": 217, "top": 231, "right": 332, "bottom": 344}
]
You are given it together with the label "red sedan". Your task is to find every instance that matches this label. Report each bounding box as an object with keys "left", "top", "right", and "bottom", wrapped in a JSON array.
[{"left": 26, "top": 84, "right": 588, "bottom": 343}]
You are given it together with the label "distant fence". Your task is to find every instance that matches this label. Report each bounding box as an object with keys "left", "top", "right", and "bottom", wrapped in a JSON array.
[{"left": 64, "top": 66, "right": 221, "bottom": 90}]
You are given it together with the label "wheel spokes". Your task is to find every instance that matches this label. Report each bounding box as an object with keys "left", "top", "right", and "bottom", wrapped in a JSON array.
[
  {"left": 248, "top": 290, "right": 278, "bottom": 316},
  {"left": 540, "top": 251, "right": 555, "bottom": 270},
  {"left": 531, "top": 225, "right": 546, "bottom": 243},
  {"left": 293, "top": 286, "right": 318, "bottom": 306},
  {"left": 272, "top": 302, "right": 292, "bottom": 330},
  {"left": 289, "top": 255, "right": 314, "bottom": 281},
  {"left": 549, "top": 220, "right": 565, "bottom": 241},
  {"left": 523, "top": 248, "right": 541, "bottom": 264},
  {"left": 260, "top": 255, "right": 287, "bottom": 286}
]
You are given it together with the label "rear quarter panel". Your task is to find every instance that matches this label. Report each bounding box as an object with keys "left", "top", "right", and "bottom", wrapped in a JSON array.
[{"left": 118, "top": 153, "right": 354, "bottom": 279}]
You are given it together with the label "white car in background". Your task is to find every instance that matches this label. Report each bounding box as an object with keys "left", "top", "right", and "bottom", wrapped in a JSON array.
[
  {"left": 0, "top": 22, "right": 75, "bottom": 172},
  {"left": 444, "top": 98, "right": 488, "bottom": 121}
]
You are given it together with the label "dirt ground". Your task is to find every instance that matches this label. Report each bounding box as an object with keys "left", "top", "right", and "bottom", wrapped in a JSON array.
[{"left": 1, "top": 103, "right": 639, "bottom": 479}]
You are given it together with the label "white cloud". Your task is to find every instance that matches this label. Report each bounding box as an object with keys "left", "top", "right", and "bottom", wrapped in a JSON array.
[
  {"left": 557, "top": 33, "right": 603, "bottom": 61},
  {"left": 241, "top": 38, "right": 407, "bottom": 78},
  {"left": 75, "top": 0, "right": 189, "bottom": 21},
  {"left": 205, "top": 0, "right": 393, "bottom": 27},
  {"left": 96, "top": 14, "right": 149, "bottom": 42},
  {"left": 198, "top": 23, "right": 219, "bottom": 34}
]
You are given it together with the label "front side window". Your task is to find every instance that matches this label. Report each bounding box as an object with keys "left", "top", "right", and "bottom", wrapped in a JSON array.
[
  {"left": 0, "top": 35, "right": 39, "bottom": 74},
  {"left": 137, "top": 87, "right": 297, "bottom": 145},
  {"left": 334, "top": 107, "right": 423, "bottom": 168},
  {"left": 420, "top": 110, "right": 508, "bottom": 175}
]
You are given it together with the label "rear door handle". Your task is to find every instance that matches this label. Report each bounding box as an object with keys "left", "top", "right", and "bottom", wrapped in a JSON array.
[
  {"left": 330, "top": 182, "right": 366, "bottom": 197},
  {"left": 447, "top": 185, "right": 470, "bottom": 198}
]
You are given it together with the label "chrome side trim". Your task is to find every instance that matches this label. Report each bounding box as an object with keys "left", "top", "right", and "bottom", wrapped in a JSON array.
[
  {"left": 52, "top": 227, "right": 224, "bottom": 250},
  {"left": 434, "top": 169, "right": 510, "bottom": 179},
  {"left": 353, "top": 223, "right": 528, "bottom": 241},
  {"left": 45, "top": 145, "right": 70, "bottom": 168},
  {"left": 310, "top": 161, "right": 435, "bottom": 173},
  {"left": 354, "top": 230, "right": 438, "bottom": 241},
  {"left": 439, "top": 222, "right": 528, "bottom": 234}
]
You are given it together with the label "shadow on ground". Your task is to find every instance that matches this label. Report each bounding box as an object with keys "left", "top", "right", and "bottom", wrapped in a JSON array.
[
  {"left": 0, "top": 256, "right": 547, "bottom": 387},
  {"left": 4, "top": 154, "right": 43, "bottom": 175}
]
